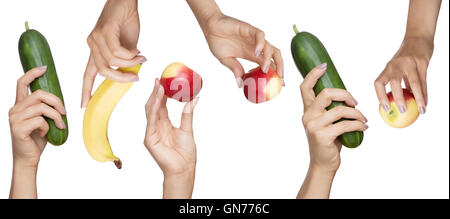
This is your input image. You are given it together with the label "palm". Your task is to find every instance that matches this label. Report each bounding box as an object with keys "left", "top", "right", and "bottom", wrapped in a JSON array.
[
  {"left": 146, "top": 112, "right": 196, "bottom": 176},
  {"left": 13, "top": 131, "right": 46, "bottom": 166}
]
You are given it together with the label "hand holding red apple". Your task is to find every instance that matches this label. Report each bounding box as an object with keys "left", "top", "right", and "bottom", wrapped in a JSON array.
[
  {"left": 242, "top": 67, "right": 283, "bottom": 104},
  {"left": 160, "top": 62, "right": 203, "bottom": 102}
]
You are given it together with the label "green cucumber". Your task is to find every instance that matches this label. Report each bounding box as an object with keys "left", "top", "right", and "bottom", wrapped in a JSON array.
[
  {"left": 291, "top": 25, "right": 363, "bottom": 148},
  {"left": 18, "top": 21, "right": 68, "bottom": 146}
]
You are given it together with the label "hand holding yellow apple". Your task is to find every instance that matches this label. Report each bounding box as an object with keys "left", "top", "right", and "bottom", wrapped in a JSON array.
[{"left": 379, "top": 89, "right": 420, "bottom": 128}]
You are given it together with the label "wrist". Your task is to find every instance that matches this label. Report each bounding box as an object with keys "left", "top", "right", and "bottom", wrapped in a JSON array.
[
  {"left": 13, "top": 157, "right": 39, "bottom": 169},
  {"left": 187, "top": 0, "right": 223, "bottom": 31},
  {"left": 163, "top": 170, "right": 195, "bottom": 199},
  {"left": 309, "top": 163, "right": 338, "bottom": 177}
]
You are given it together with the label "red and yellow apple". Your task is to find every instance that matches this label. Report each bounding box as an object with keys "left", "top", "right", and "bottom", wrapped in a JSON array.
[
  {"left": 242, "top": 67, "right": 282, "bottom": 104},
  {"left": 160, "top": 62, "right": 202, "bottom": 102},
  {"left": 379, "top": 89, "right": 419, "bottom": 128}
]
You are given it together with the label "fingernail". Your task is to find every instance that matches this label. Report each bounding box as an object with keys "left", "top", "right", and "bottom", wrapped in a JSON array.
[
  {"left": 318, "top": 63, "right": 327, "bottom": 69},
  {"left": 264, "top": 65, "right": 269, "bottom": 73},
  {"left": 383, "top": 104, "right": 390, "bottom": 112},
  {"left": 282, "top": 79, "right": 286, "bottom": 87},
  {"left": 60, "top": 121, "right": 66, "bottom": 130},
  {"left": 399, "top": 106, "right": 406, "bottom": 114},
  {"left": 419, "top": 106, "right": 426, "bottom": 114},
  {"left": 192, "top": 96, "right": 199, "bottom": 108},
  {"left": 38, "top": 66, "right": 47, "bottom": 70},
  {"left": 353, "top": 99, "right": 358, "bottom": 105},
  {"left": 364, "top": 124, "right": 369, "bottom": 130},
  {"left": 141, "top": 57, "right": 147, "bottom": 63},
  {"left": 363, "top": 116, "right": 368, "bottom": 123},
  {"left": 236, "top": 77, "right": 243, "bottom": 88},
  {"left": 158, "top": 85, "right": 164, "bottom": 95},
  {"left": 131, "top": 77, "right": 139, "bottom": 82},
  {"left": 61, "top": 106, "right": 67, "bottom": 115},
  {"left": 255, "top": 49, "right": 261, "bottom": 57}
]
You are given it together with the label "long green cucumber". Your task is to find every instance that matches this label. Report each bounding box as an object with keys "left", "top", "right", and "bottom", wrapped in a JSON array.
[
  {"left": 291, "top": 25, "right": 363, "bottom": 148},
  {"left": 18, "top": 22, "right": 68, "bottom": 146}
]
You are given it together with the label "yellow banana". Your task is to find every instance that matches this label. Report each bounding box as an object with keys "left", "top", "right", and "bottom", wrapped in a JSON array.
[{"left": 83, "top": 64, "right": 141, "bottom": 169}]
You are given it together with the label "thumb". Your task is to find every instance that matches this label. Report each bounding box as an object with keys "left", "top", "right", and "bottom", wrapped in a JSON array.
[
  {"left": 180, "top": 97, "right": 200, "bottom": 132},
  {"left": 219, "top": 57, "right": 245, "bottom": 88}
]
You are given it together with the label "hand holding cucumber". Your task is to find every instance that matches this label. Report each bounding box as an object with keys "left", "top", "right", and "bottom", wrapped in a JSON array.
[
  {"left": 82, "top": 0, "right": 146, "bottom": 108},
  {"left": 9, "top": 67, "right": 67, "bottom": 168},
  {"left": 300, "top": 64, "right": 368, "bottom": 171}
]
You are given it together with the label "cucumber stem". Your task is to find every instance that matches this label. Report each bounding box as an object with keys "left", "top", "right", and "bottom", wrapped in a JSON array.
[
  {"left": 25, "top": 21, "right": 29, "bottom": 31},
  {"left": 293, "top": 24, "right": 299, "bottom": 34}
]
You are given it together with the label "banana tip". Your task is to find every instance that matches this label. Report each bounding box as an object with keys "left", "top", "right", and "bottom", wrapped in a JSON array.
[{"left": 114, "top": 159, "right": 122, "bottom": 169}]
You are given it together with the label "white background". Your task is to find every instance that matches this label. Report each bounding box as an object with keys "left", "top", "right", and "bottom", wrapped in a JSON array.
[{"left": 0, "top": 0, "right": 448, "bottom": 199}]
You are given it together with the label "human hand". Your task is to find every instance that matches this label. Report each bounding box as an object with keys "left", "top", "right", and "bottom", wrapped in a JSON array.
[
  {"left": 9, "top": 66, "right": 66, "bottom": 168},
  {"left": 200, "top": 13, "right": 283, "bottom": 87},
  {"left": 297, "top": 63, "right": 368, "bottom": 199},
  {"left": 82, "top": 0, "right": 146, "bottom": 108},
  {"left": 144, "top": 79, "right": 199, "bottom": 199},
  {"left": 301, "top": 64, "right": 368, "bottom": 172},
  {"left": 375, "top": 37, "right": 433, "bottom": 114},
  {"left": 9, "top": 67, "right": 66, "bottom": 199}
]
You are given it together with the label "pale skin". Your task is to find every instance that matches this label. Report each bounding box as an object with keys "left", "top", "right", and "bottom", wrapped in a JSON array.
[
  {"left": 81, "top": 0, "right": 283, "bottom": 107},
  {"left": 375, "top": 0, "right": 441, "bottom": 114},
  {"left": 9, "top": 66, "right": 66, "bottom": 199},
  {"left": 297, "top": 63, "right": 368, "bottom": 199},
  {"left": 144, "top": 79, "right": 199, "bottom": 199}
]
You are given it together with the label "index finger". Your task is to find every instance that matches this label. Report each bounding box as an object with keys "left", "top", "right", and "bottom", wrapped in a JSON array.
[
  {"left": 300, "top": 63, "right": 327, "bottom": 108},
  {"left": 16, "top": 66, "right": 47, "bottom": 103}
]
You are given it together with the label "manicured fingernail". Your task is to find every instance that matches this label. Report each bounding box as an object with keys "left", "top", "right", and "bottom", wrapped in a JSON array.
[
  {"left": 264, "top": 65, "right": 269, "bottom": 73},
  {"left": 61, "top": 107, "right": 67, "bottom": 115},
  {"left": 192, "top": 96, "right": 199, "bottom": 108},
  {"left": 282, "top": 79, "right": 285, "bottom": 87},
  {"left": 383, "top": 104, "right": 390, "bottom": 112},
  {"left": 399, "top": 106, "right": 406, "bottom": 114},
  {"left": 60, "top": 121, "right": 66, "bottom": 130},
  {"left": 236, "top": 77, "right": 243, "bottom": 88},
  {"left": 363, "top": 116, "right": 368, "bottom": 123},
  {"left": 353, "top": 98, "right": 358, "bottom": 105},
  {"left": 364, "top": 124, "right": 369, "bottom": 130},
  {"left": 255, "top": 49, "right": 261, "bottom": 57},
  {"left": 38, "top": 66, "right": 47, "bottom": 70},
  {"left": 318, "top": 63, "right": 327, "bottom": 69},
  {"left": 131, "top": 77, "right": 139, "bottom": 82},
  {"left": 419, "top": 107, "right": 426, "bottom": 114},
  {"left": 141, "top": 57, "right": 147, "bottom": 63}
]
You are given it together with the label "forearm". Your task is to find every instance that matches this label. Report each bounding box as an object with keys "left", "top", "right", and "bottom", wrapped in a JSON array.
[
  {"left": 405, "top": 0, "right": 442, "bottom": 41},
  {"left": 162, "top": 172, "right": 195, "bottom": 199},
  {"left": 186, "top": 0, "right": 222, "bottom": 29},
  {"left": 297, "top": 165, "right": 336, "bottom": 199},
  {"left": 9, "top": 161, "right": 38, "bottom": 199}
]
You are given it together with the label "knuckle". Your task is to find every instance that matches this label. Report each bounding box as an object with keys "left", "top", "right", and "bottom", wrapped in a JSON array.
[
  {"left": 334, "top": 105, "right": 346, "bottom": 114},
  {"left": 112, "top": 50, "right": 121, "bottom": 57},
  {"left": 304, "top": 120, "right": 316, "bottom": 131},
  {"left": 8, "top": 107, "right": 15, "bottom": 118},
  {"left": 321, "top": 88, "right": 331, "bottom": 97},
  {"left": 301, "top": 115, "right": 308, "bottom": 126}
]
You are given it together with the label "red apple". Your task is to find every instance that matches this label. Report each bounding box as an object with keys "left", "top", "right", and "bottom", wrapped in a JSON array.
[
  {"left": 379, "top": 89, "right": 420, "bottom": 128},
  {"left": 242, "top": 67, "right": 282, "bottom": 104},
  {"left": 160, "top": 62, "right": 202, "bottom": 102}
]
